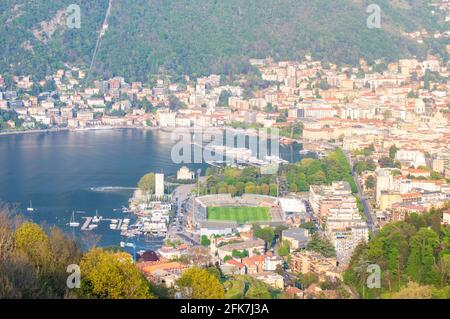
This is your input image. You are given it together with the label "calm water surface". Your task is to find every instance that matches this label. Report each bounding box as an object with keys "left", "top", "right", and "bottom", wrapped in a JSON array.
[{"left": 0, "top": 128, "right": 300, "bottom": 250}]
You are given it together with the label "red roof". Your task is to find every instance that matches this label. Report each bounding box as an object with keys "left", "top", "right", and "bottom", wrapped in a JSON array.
[{"left": 226, "top": 259, "right": 245, "bottom": 269}]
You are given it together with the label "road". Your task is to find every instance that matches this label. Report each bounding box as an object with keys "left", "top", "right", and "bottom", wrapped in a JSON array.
[
  {"left": 169, "top": 180, "right": 202, "bottom": 245},
  {"left": 345, "top": 151, "right": 377, "bottom": 234}
]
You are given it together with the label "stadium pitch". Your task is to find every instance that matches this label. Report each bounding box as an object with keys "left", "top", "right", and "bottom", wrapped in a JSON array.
[{"left": 207, "top": 206, "right": 271, "bottom": 223}]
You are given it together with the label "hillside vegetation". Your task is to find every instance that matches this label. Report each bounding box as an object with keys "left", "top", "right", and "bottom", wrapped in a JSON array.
[
  {"left": 0, "top": 0, "right": 446, "bottom": 81},
  {"left": 344, "top": 205, "right": 450, "bottom": 299}
]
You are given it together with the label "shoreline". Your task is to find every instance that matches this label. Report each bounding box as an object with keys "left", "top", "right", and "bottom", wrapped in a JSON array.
[
  {"left": 0, "top": 125, "right": 255, "bottom": 137},
  {"left": 0, "top": 125, "right": 159, "bottom": 137}
]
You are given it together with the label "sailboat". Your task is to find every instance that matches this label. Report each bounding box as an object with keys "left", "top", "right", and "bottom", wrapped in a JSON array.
[
  {"left": 27, "top": 200, "right": 34, "bottom": 212},
  {"left": 92, "top": 210, "right": 102, "bottom": 223},
  {"left": 68, "top": 211, "right": 80, "bottom": 228}
]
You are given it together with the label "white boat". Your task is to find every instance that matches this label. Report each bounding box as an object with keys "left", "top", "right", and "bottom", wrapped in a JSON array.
[
  {"left": 68, "top": 212, "right": 80, "bottom": 228},
  {"left": 122, "top": 206, "right": 132, "bottom": 213},
  {"left": 88, "top": 224, "right": 98, "bottom": 230},
  {"left": 110, "top": 223, "right": 117, "bottom": 230},
  {"left": 27, "top": 200, "right": 34, "bottom": 212},
  {"left": 92, "top": 210, "right": 102, "bottom": 223}
]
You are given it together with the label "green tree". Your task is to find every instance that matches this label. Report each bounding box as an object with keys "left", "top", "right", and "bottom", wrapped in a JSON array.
[
  {"left": 306, "top": 235, "right": 336, "bottom": 258},
  {"left": 299, "top": 222, "right": 318, "bottom": 235},
  {"left": 365, "top": 176, "right": 376, "bottom": 190},
  {"left": 177, "top": 267, "right": 225, "bottom": 299},
  {"left": 254, "top": 226, "right": 275, "bottom": 249},
  {"left": 14, "top": 222, "right": 52, "bottom": 271},
  {"left": 80, "top": 248, "right": 154, "bottom": 299},
  {"left": 406, "top": 228, "right": 439, "bottom": 285},
  {"left": 201, "top": 235, "right": 211, "bottom": 247},
  {"left": 138, "top": 173, "right": 156, "bottom": 193},
  {"left": 389, "top": 145, "right": 399, "bottom": 160}
]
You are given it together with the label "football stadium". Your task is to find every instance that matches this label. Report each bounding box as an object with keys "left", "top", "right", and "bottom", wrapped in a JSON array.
[{"left": 189, "top": 194, "right": 285, "bottom": 236}]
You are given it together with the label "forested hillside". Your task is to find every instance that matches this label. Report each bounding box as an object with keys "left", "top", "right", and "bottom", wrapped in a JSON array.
[
  {"left": 344, "top": 205, "right": 450, "bottom": 299},
  {"left": 0, "top": 0, "right": 446, "bottom": 82}
]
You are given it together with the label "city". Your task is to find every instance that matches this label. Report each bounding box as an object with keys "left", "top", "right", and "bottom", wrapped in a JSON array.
[{"left": 0, "top": 0, "right": 449, "bottom": 306}]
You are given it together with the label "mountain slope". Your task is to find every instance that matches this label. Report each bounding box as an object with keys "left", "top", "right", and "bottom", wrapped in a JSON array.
[{"left": 0, "top": 0, "right": 446, "bottom": 82}]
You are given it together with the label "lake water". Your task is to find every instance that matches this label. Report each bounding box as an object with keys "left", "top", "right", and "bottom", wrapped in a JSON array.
[{"left": 0, "top": 128, "right": 301, "bottom": 251}]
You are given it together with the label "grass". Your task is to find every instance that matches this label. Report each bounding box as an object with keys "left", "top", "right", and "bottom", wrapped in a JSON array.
[{"left": 207, "top": 206, "right": 270, "bottom": 223}]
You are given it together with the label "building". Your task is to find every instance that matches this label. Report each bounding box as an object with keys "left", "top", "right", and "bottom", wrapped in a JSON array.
[
  {"left": 264, "top": 254, "right": 284, "bottom": 271},
  {"left": 289, "top": 250, "right": 340, "bottom": 279},
  {"left": 217, "top": 239, "right": 265, "bottom": 260},
  {"left": 282, "top": 228, "right": 311, "bottom": 250},
  {"left": 433, "top": 153, "right": 450, "bottom": 174},
  {"left": 375, "top": 168, "right": 395, "bottom": 204},
  {"left": 155, "top": 173, "right": 165, "bottom": 197},
  {"left": 222, "top": 259, "right": 246, "bottom": 275},
  {"left": 251, "top": 272, "right": 284, "bottom": 290},
  {"left": 177, "top": 166, "right": 195, "bottom": 180},
  {"left": 395, "top": 149, "right": 426, "bottom": 168},
  {"left": 158, "top": 111, "right": 176, "bottom": 127},
  {"left": 443, "top": 209, "right": 450, "bottom": 226},
  {"left": 309, "top": 181, "right": 355, "bottom": 222}
]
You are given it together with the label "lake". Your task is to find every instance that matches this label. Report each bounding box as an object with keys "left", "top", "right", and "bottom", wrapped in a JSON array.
[{"left": 0, "top": 128, "right": 301, "bottom": 251}]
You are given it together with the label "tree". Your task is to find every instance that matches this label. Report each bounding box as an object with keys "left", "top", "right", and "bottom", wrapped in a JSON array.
[
  {"left": 168, "top": 95, "right": 186, "bottom": 111},
  {"left": 382, "top": 282, "right": 432, "bottom": 299},
  {"left": 406, "top": 228, "right": 439, "bottom": 285},
  {"left": 232, "top": 249, "right": 249, "bottom": 259},
  {"left": 254, "top": 226, "right": 275, "bottom": 249},
  {"left": 227, "top": 185, "right": 237, "bottom": 197},
  {"left": 177, "top": 267, "right": 225, "bottom": 299},
  {"left": 218, "top": 90, "right": 232, "bottom": 107},
  {"left": 365, "top": 176, "right": 376, "bottom": 190},
  {"left": 138, "top": 173, "right": 155, "bottom": 193},
  {"left": 80, "top": 248, "right": 154, "bottom": 299},
  {"left": 278, "top": 241, "right": 290, "bottom": 257},
  {"left": 244, "top": 182, "right": 256, "bottom": 194},
  {"left": 306, "top": 235, "right": 336, "bottom": 258},
  {"left": 389, "top": 145, "right": 398, "bottom": 160},
  {"left": 14, "top": 222, "right": 52, "bottom": 271},
  {"left": 269, "top": 183, "right": 278, "bottom": 197},
  {"left": 299, "top": 222, "right": 318, "bottom": 235},
  {"left": 297, "top": 273, "right": 319, "bottom": 289},
  {"left": 201, "top": 235, "right": 211, "bottom": 247}
]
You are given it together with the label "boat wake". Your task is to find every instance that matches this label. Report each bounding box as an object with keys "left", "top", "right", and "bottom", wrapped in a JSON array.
[{"left": 89, "top": 186, "right": 137, "bottom": 193}]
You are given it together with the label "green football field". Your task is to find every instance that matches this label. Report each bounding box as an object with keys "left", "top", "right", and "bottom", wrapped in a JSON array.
[{"left": 207, "top": 206, "right": 271, "bottom": 223}]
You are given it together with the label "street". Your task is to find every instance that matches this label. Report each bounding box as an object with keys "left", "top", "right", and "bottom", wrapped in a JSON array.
[{"left": 345, "top": 151, "right": 377, "bottom": 234}]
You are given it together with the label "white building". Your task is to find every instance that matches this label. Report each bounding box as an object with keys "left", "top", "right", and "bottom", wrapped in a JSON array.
[
  {"left": 158, "top": 111, "right": 176, "bottom": 127},
  {"left": 177, "top": 166, "right": 195, "bottom": 180},
  {"left": 395, "top": 149, "right": 426, "bottom": 168},
  {"left": 376, "top": 168, "right": 395, "bottom": 203},
  {"left": 155, "top": 173, "right": 165, "bottom": 197}
]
